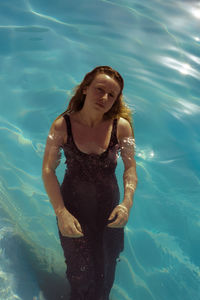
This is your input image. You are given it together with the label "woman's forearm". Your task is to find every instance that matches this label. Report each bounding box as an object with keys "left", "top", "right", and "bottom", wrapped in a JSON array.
[
  {"left": 42, "top": 168, "right": 66, "bottom": 216},
  {"left": 121, "top": 165, "right": 138, "bottom": 211}
]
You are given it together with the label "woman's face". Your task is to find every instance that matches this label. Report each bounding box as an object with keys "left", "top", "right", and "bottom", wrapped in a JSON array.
[{"left": 83, "top": 73, "right": 121, "bottom": 114}]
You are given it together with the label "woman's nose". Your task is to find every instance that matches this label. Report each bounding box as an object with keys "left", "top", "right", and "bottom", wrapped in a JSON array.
[{"left": 102, "top": 93, "right": 109, "bottom": 101}]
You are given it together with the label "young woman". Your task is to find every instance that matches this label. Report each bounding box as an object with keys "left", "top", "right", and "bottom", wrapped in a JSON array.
[{"left": 42, "top": 66, "right": 137, "bottom": 300}]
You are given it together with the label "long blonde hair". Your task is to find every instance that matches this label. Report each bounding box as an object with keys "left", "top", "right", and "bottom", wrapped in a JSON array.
[{"left": 57, "top": 66, "right": 133, "bottom": 126}]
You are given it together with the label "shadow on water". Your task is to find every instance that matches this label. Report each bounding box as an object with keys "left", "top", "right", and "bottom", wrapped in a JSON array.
[{"left": 0, "top": 218, "right": 70, "bottom": 300}]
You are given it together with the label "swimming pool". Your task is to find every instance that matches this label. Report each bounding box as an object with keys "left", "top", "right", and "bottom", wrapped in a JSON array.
[{"left": 0, "top": 0, "right": 200, "bottom": 299}]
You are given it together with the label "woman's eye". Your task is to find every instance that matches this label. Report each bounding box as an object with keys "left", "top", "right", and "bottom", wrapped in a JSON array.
[
  {"left": 109, "top": 93, "right": 114, "bottom": 98},
  {"left": 97, "top": 87, "right": 103, "bottom": 91}
]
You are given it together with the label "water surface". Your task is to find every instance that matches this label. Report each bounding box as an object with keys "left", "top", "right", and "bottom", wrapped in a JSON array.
[{"left": 0, "top": 0, "right": 200, "bottom": 299}]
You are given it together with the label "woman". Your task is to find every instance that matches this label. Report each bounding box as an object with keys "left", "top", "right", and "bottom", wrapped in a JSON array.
[{"left": 42, "top": 66, "right": 137, "bottom": 300}]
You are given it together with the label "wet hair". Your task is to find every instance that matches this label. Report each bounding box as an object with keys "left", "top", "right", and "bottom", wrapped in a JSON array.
[{"left": 57, "top": 66, "right": 132, "bottom": 125}]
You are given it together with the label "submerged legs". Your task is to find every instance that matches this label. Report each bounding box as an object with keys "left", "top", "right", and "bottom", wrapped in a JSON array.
[{"left": 58, "top": 226, "right": 124, "bottom": 300}]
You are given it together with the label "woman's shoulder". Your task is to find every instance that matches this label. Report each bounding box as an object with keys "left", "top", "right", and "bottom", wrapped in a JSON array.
[
  {"left": 48, "top": 115, "right": 68, "bottom": 146},
  {"left": 117, "top": 117, "right": 130, "bottom": 127},
  {"left": 117, "top": 117, "right": 133, "bottom": 138},
  {"left": 51, "top": 115, "right": 67, "bottom": 132}
]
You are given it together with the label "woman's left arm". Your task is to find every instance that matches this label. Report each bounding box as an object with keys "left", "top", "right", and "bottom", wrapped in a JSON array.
[{"left": 107, "top": 118, "right": 138, "bottom": 227}]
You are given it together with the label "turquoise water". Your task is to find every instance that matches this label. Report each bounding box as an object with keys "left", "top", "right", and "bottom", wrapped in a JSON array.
[{"left": 0, "top": 0, "right": 200, "bottom": 299}]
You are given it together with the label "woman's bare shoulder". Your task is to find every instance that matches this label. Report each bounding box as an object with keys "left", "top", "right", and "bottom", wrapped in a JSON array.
[
  {"left": 117, "top": 117, "right": 133, "bottom": 139},
  {"left": 48, "top": 115, "right": 67, "bottom": 145},
  {"left": 51, "top": 115, "right": 66, "bottom": 131}
]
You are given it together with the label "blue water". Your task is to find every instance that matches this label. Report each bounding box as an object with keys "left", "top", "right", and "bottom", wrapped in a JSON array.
[{"left": 0, "top": 0, "right": 200, "bottom": 299}]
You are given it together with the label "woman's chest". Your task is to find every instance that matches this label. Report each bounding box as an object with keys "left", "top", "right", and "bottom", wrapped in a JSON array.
[{"left": 68, "top": 121, "right": 113, "bottom": 155}]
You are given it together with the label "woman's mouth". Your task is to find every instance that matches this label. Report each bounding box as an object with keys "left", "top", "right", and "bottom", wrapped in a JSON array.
[{"left": 96, "top": 102, "right": 105, "bottom": 108}]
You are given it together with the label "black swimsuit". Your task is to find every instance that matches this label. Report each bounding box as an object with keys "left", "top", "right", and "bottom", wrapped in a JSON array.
[{"left": 57, "top": 114, "right": 124, "bottom": 300}]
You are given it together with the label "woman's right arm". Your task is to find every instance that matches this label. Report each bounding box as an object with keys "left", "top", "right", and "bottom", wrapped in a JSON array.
[{"left": 42, "top": 117, "right": 83, "bottom": 237}]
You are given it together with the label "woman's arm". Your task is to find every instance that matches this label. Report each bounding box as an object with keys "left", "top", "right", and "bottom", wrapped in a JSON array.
[
  {"left": 119, "top": 118, "right": 138, "bottom": 211},
  {"left": 108, "top": 118, "right": 138, "bottom": 227},
  {"left": 42, "top": 117, "right": 66, "bottom": 215},
  {"left": 42, "top": 117, "right": 83, "bottom": 237}
]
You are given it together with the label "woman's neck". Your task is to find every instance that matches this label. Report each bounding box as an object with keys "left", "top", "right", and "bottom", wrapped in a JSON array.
[{"left": 76, "top": 108, "right": 104, "bottom": 128}]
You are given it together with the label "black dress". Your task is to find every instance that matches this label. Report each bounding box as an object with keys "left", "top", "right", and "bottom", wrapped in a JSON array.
[{"left": 57, "top": 114, "right": 124, "bottom": 300}]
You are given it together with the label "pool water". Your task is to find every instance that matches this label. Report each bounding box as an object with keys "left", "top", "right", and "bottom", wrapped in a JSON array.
[{"left": 0, "top": 0, "right": 200, "bottom": 299}]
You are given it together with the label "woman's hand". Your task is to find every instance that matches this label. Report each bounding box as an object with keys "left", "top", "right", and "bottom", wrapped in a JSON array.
[
  {"left": 57, "top": 208, "right": 84, "bottom": 238},
  {"left": 107, "top": 204, "right": 129, "bottom": 228}
]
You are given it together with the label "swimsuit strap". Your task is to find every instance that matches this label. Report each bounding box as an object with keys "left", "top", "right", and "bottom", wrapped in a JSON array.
[
  {"left": 109, "top": 119, "right": 118, "bottom": 147},
  {"left": 63, "top": 114, "right": 72, "bottom": 137}
]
